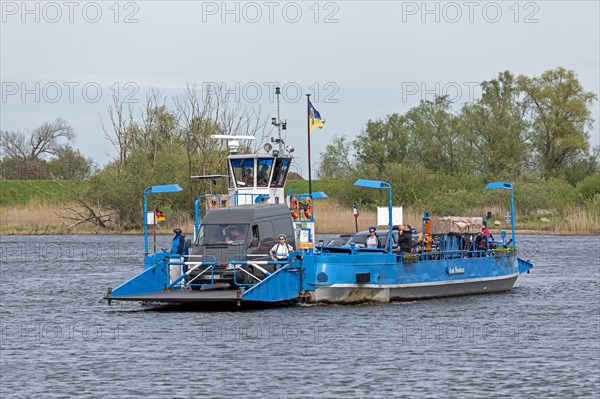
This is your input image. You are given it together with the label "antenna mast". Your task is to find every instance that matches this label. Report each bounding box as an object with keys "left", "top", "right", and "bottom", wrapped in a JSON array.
[
  {"left": 276, "top": 87, "right": 283, "bottom": 152},
  {"left": 269, "top": 87, "right": 291, "bottom": 156}
]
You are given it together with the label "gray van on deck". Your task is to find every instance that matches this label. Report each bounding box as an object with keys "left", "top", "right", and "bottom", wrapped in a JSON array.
[{"left": 188, "top": 204, "right": 295, "bottom": 287}]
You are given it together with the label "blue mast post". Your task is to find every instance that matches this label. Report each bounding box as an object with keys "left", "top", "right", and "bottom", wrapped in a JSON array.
[
  {"left": 143, "top": 187, "right": 150, "bottom": 255},
  {"left": 387, "top": 182, "right": 392, "bottom": 252},
  {"left": 485, "top": 213, "right": 490, "bottom": 252},
  {"left": 142, "top": 184, "right": 184, "bottom": 255},
  {"left": 421, "top": 214, "right": 425, "bottom": 258},
  {"left": 354, "top": 179, "right": 393, "bottom": 253},
  {"left": 484, "top": 182, "right": 516, "bottom": 248},
  {"left": 510, "top": 185, "right": 516, "bottom": 247},
  {"left": 194, "top": 198, "right": 200, "bottom": 241}
]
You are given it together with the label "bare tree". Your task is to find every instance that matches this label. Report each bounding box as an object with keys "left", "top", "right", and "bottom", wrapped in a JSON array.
[
  {"left": 62, "top": 191, "right": 114, "bottom": 229},
  {"left": 0, "top": 130, "right": 28, "bottom": 159},
  {"left": 171, "top": 84, "right": 274, "bottom": 202},
  {"left": 1, "top": 118, "right": 75, "bottom": 161},
  {"left": 102, "top": 95, "right": 135, "bottom": 177},
  {"left": 174, "top": 84, "right": 271, "bottom": 171}
]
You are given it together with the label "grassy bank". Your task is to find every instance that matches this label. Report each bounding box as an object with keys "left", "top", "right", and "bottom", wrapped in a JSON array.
[
  {"left": 0, "top": 180, "right": 90, "bottom": 206},
  {"left": 1, "top": 199, "right": 598, "bottom": 235}
]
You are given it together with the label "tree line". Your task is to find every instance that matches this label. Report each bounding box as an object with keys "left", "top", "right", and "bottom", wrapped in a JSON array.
[
  {"left": 320, "top": 68, "right": 598, "bottom": 184},
  {"left": 318, "top": 68, "right": 599, "bottom": 217}
]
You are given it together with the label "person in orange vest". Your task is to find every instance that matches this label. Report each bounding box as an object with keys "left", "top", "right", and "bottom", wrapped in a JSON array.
[{"left": 482, "top": 226, "right": 493, "bottom": 239}]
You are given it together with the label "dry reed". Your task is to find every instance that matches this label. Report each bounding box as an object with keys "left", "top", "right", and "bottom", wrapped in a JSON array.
[
  {"left": 1, "top": 199, "right": 598, "bottom": 235},
  {"left": 543, "top": 206, "right": 600, "bottom": 235},
  {"left": 313, "top": 200, "right": 422, "bottom": 234}
]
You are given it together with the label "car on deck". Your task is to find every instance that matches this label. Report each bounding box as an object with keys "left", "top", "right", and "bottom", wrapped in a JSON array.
[
  {"left": 325, "top": 227, "right": 419, "bottom": 253},
  {"left": 188, "top": 204, "right": 294, "bottom": 288}
]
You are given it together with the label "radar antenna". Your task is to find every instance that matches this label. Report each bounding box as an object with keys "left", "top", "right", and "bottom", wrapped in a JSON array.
[{"left": 210, "top": 135, "right": 255, "bottom": 154}]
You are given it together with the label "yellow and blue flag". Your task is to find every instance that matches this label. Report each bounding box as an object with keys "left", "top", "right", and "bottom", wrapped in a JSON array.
[{"left": 308, "top": 100, "right": 325, "bottom": 133}]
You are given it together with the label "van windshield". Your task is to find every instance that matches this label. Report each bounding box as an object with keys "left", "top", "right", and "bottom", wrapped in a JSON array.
[{"left": 197, "top": 224, "right": 249, "bottom": 246}]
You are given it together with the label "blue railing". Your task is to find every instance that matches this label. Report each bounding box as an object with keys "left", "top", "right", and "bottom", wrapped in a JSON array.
[
  {"left": 166, "top": 254, "right": 217, "bottom": 289},
  {"left": 229, "top": 253, "right": 290, "bottom": 287},
  {"left": 409, "top": 248, "right": 517, "bottom": 262},
  {"left": 233, "top": 192, "right": 268, "bottom": 206},
  {"left": 166, "top": 252, "right": 293, "bottom": 289}
]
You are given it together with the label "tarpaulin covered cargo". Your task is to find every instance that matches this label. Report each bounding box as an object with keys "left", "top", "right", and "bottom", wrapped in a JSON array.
[{"left": 431, "top": 217, "right": 484, "bottom": 234}]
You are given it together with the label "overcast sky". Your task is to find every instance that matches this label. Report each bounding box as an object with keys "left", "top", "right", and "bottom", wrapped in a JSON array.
[{"left": 2, "top": 0, "right": 599, "bottom": 176}]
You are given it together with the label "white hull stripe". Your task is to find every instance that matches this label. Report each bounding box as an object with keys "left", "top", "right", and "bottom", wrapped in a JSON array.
[{"left": 319, "top": 273, "right": 519, "bottom": 289}]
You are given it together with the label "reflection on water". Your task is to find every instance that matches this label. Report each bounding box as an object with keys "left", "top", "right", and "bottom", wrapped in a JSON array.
[{"left": 1, "top": 234, "right": 599, "bottom": 398}]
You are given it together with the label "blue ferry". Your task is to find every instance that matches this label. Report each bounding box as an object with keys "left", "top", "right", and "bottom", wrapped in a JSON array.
[{"left": 105, "top": 154, "right": 533, "bottom": 307}]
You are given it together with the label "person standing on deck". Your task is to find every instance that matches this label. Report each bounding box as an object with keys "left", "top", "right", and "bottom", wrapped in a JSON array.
[
  {"left": 482, "top": 226, "right": 493, "bottom": 239},
  {"left": 170, "top": 228, "right": 189, "bottom": 285},
  {"left": 270, "top": 234, "right": 294, "bottom": 265},
  {"left": 366, "top": 226, "right": 381, "bottom": 248},
  {"left": 171, "top": 228, "right": 188, "bottom": 255},
  {"left": 398, "top": 225, "right": 413, "bottom": 254}
]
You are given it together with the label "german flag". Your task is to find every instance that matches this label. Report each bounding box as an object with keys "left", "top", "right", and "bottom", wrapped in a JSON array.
[{"left": 155, "top": 209, "right": 166, "bottom": 222}]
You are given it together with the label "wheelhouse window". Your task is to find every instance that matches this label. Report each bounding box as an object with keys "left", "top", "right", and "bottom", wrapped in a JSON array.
[
  {"left": 270, "top": 158, "right": 291, "bottom": 188},
  {"left": 230, "top": 158, "right": 255, "bottom": 188},
  {"left": 257, "top": 158, "right": 274, "bottom": 187}
]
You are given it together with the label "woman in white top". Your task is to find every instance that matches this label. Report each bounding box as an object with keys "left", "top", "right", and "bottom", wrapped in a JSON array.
[
  {"left": 270, "top": 234, "right": 294, "bottom": 260},
  {"left": 366, "top": 227, "right": 381, "bottom": 248}
]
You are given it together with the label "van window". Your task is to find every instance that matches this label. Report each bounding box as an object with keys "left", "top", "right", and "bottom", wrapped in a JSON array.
[
  {"left": 252, "top": 225, "right": 260, "bottom": 242},
  {"left": 272, "top": 217, "right": 292, "bottom": 238},
  {"left": 197, "top": 224, "right": 250, "bottom": 246},
  {"left": 260, "top": 221, "right": 274, "bottom": 241}
]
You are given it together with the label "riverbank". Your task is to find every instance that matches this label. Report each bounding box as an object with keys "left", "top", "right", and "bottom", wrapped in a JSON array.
[{"left": 1, "top": 200, "right": 598, "bottom": 235}]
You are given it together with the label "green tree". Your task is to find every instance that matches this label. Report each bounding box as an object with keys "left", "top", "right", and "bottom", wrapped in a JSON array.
[
  {"left": 404, "top": 96, "right": 465, "bottom": 173},
  {"left": 563, "top": 145, "right": 599, "bottom": 185},
  {"left": 518, "top": 67, "right": 596, "bottom": 179},
  {"left": 576, "top": 173, "right": 600, "bottom": 202},
  {"left": 47, "top": 144, "right": 94, "bottom": 179},
  {"left": 459, "top": 71, "right": 529, "bottom": 179},
  {"left": 318, "top": 135, "right": 355, "bottom": 178},
  {"left": 354, "top": 114, "right": 411, "bottom": 172}
]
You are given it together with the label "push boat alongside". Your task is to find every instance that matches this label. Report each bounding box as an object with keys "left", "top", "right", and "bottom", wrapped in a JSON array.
[{"left": 105, "top": 157, "right": 533, "bottom": 307}]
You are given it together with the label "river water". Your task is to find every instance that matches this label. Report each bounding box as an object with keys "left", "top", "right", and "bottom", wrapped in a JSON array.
[{"left": 0, "top": 234, "right": 598, "bottom": 398}]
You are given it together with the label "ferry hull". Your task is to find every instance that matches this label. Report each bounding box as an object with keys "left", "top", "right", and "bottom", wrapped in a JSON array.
[
  {"left": 107, "top": 251, "right": 531, "bottom": 306},
  {"left": 310, "top": 274, "right": 519, "bottom": 303}
]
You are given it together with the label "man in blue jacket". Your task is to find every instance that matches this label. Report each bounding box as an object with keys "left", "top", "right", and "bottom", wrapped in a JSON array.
[
  {"left": 171, "top": 228, "right": 188, "bottom": 255},
  {"left": 171, "top": 228, "right": 189, "bottom": 284}
]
